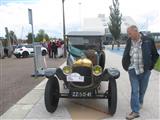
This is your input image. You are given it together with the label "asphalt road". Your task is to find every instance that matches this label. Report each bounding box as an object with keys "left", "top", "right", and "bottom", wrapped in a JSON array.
[{"left": 0, "top": 56, "right": 66, "bottom": 115}]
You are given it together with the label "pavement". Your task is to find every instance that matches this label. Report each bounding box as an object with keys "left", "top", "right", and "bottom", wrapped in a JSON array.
[{"left": 1, "top": 47, "right": 160, "bottom": 120}]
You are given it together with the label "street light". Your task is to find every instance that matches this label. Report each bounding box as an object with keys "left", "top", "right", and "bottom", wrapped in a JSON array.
[
  {"left": 78, "top": 2, "right": 82, "bottom": 30},
  {"left": 62, "top": 0, "right": 66, "bottom": 57},
  {"left": 28, "top": 8, "right": 37, "bottom": 77}
]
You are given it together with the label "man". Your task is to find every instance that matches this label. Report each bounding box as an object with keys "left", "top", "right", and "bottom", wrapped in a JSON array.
[
  {"left": 51, "top": 41, "right": 57, "bottom": 59},
  {"left": 122, "top": 25, "right": 159, "bottom": 120},
  {"left": 47, "top": 41, "right": 52, "bottom": 58}
]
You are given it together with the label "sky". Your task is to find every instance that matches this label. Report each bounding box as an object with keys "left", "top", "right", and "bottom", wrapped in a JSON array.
[{"left": 0, "top": 0, "right": 160, "bottom": 39}]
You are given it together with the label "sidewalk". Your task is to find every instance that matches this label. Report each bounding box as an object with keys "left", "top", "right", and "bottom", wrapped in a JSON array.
[{"left": 1, "top": 49, "right": 160, "bottom": 120}]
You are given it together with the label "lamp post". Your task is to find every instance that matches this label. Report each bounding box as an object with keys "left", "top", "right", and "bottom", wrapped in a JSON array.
[
  {"left": 28, "top": 9, "right": 34, "bottom": 43},
  {"left": 78, "top": 2, "right": 82, "bottom": 30},
  {"left": 62, "top": 0, "right": 66, "bottom": 57},
  {"left": 28, "top": 8, "right": 37, "bottom": 77}
]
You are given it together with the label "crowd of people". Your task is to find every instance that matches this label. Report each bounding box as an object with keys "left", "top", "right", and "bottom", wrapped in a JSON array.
[{"left": 45, "top": 39, "right": 64, "bottom": 59}]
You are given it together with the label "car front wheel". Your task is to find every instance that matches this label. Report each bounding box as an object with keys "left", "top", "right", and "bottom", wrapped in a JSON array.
[
  {"left": 22, "top": 51, "right": 29, "bottom": 58},
  {"left": 15, "top": 54, "right": 21, "bottom": 58},
  {"left": 108, "top": 79, "right": 117, "bottom": 115},
  {"left": 99, "top": 51, "right": 105, "bottom": 70},
  {"left": 42, "top": 50, "right": 47, "bottom": 56},
  {"left": 45, "top": 77, "right": 59, "bottom": 113}
]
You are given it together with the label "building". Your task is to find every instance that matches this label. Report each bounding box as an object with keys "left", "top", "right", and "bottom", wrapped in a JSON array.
[{"left": 82, "top": 14, "right": 137, "bottom": 34}]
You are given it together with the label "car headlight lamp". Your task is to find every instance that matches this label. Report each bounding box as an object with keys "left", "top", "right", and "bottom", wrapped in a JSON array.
[
  {"left": 92, "top": 65, "right": 102, "bottom": 76},
  {"left": 62, "top": 66, "right": 72, "bottom": 75}
]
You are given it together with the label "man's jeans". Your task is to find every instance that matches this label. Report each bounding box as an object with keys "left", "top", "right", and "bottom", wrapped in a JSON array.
[{"left": 128, "top": 69, "right": 151, "bottom": 113}]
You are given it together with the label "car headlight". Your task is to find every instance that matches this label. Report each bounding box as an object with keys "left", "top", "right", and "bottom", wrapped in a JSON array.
[
  {"left": 62, "top": 66, "right": 72, "bottom": 75},
  {"left": 92, "top": 65, "right": 102, "bottom": 76}
]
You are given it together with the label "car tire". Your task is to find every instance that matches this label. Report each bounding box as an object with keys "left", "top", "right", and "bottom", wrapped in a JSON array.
[
  {"left": 15, "top": 54, "right": 21, "bottom": 58},
  {"left": 45, "top": 77, "right": 59, "bottom": 113},
  {"left": 108, "top": 79, "right": 117, "bottom": 115},
  {"left": 22, "top": 51, "right": 29, "bottom": 58},
  {"left": 99, "top": 51, "right": 105, "bottom": 70},
  {"left": 42, "top": 50, "right": 47, "bottom": 56}
]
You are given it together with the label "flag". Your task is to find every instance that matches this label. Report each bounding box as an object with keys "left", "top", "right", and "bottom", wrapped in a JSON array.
[{"left": 28, "top": 8, "right": 33, "bottom": 25}]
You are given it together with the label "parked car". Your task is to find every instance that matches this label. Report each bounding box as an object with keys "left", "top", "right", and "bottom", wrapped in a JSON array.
[
  {"left": 13, "top": 44, "right": 47, "bottom": 58},
  {"left": 44, "top": 31, "right": 120, "bottom": 115}
]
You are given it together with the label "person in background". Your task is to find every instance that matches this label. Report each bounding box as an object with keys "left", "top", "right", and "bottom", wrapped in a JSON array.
[
  {"left": 122, "top": 25, "right": 159, "bottom": 120},
  {"left": 47, "top": 41, "right": 52, "bottom": 58},
  {"left": 56, "top": 39, "right": 62, "bottom": 48},
  {"left": 4, "top": 46, "right": 9, "bottom": 57},
  {"left": 51, "top": 41, "right": 57, "bottom": 58}
]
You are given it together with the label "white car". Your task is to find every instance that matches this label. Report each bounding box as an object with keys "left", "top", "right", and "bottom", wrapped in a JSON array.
[{"left": 13, "top": 44, "right": 47, "bottom": 58}]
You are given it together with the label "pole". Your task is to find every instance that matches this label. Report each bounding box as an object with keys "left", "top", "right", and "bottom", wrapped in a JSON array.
[
  {"left": 62, "top": 0, "right": 66, "bottom": 57},
  {"left": 78, "top": 2, "right": 82, "bottom": 30},
  {"left": 28, "top": 8, "right": 37, "bottom": 77}
]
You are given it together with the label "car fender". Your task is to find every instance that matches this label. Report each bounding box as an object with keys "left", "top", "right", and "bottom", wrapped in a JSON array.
[
  {"left": 101, "top": 68, "right": 120, "bottom": 81},
  {"left": 44, "top": 68, "right": 57, "bottom": 78},
  {"left": 41, "top": 47, "right": 47, "bottom": 52},
  {"left": 107, "top": 68, "right": 120, "bottom": 79}
]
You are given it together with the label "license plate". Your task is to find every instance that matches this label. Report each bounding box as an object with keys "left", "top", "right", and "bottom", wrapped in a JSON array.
[
  {"left": 71, "top": 92, "right": 92, "bottom": 97},
  {"left": 67, "top": 73, "right": 84, "bottom": 82}
]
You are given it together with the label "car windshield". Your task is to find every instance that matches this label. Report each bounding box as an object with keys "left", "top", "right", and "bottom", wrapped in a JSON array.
[
  {"left": 25, "top": 45, "right": 33, "bottom": 48},
  {"left": 16, "top": 44, "right": 33, "bottom": 48},
  {"left": 16, "top": 45, "right": 23, "bottom": 48},
  {"left": 68, "top": 36, "right": 101, "bottom": 50}
]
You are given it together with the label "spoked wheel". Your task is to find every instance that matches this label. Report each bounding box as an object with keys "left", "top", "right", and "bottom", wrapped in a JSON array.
[
  {"left": 99, "top": 51, "right": 105, "bottom": 70},
  {"left": 45, "top": 77, "right": 60, "bottom": 113},
  {"left": 108, "top": 79, "right": 117, "bottom": 115}
]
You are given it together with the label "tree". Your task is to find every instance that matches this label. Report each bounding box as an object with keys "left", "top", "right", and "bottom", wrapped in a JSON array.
[
  {"left": 5, "top": 30, "right": 17, "bottom": 45},
  {"left": 9, "top": 31, "right": 17, "bottom": 45},
  {"left": 26, "top": 33, "right": 33, "bottom": 44},
  {"left": 108, "top": 0, "right": 122, "bottom": 50},
  {"left": 35, "top": 29, "right": 49, "bottom": 42}
]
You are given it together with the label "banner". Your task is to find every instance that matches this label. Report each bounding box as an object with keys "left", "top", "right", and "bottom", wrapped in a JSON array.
[{"left": 28, "top": 8, "right": 33, "bottom": 25}]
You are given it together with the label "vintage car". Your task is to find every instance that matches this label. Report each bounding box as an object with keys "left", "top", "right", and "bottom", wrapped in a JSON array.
[{"left": 44, "top": 31, "right": 120, "bottom": 115}]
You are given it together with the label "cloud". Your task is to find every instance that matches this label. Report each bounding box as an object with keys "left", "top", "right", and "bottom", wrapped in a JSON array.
[
  {"left": 0, "top": 0, "right": 84, "bottom": 38},
  {"left": 0, "top": 0, "right": 62, "bottom": 38},
  {"left": 0, "top": 0, "right": 159, "bottom": 39},
  {"left": 119, "top": 0, "right": 160, "bottom": 31},
  {"left": 148, "top": 15, "right": 160, "bottom": 32}
]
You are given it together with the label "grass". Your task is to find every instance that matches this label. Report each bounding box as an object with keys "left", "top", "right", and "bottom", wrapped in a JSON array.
[{"left": 154, "top": 57, "right": 160, "bottom": 72}]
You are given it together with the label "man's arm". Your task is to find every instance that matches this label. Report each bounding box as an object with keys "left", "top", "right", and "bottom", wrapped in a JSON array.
[{"left": 151, "top": 39, "right": 159, "bottom": 66}]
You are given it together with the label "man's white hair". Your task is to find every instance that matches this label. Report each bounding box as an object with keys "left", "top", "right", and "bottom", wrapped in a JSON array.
[{"left": 128, "top": 25, "right": 139, "bottom": 32}]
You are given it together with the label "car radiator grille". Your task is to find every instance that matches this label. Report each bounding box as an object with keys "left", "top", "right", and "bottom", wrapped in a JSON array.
[{"left": 71, "top": 66, "right": 92, "bottom": 86}]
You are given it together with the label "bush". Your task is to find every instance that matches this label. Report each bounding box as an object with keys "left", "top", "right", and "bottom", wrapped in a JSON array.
[{"left": 154, "top": 57, "right": 160, "bottom": 72}]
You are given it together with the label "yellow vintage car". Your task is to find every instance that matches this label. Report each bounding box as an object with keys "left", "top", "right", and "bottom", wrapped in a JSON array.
[{"left": 44, "top": 31, "right": 120, "bottom": 115}]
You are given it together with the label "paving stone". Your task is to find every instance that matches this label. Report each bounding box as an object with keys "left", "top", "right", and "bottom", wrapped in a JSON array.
[
  {"left": 17, "top": 89, "right": 44, "bottom": 105},
  {"left": 0, "top": 105, "right": 33, "bottom": 119}
]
